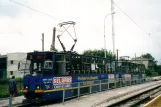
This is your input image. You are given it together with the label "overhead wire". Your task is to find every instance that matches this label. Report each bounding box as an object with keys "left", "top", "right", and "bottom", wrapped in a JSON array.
[
  {"left": 112, "top": 1, "right": 161, "bottom": 49},
  {"left": 9, "top": 0, "right": 65, "bottom": 38},
  {"left": 9, "top": 0, "right": 64, "bottom": 22}
]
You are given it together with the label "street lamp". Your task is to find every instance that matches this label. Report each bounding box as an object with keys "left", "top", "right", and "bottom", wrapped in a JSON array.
[{"left": 104, "top": 12, "right": 115, "bottom": 58}]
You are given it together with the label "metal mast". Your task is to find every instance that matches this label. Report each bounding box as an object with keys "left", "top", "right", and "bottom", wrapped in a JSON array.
[
  {"left": 111, "top": 0, "right": 115, "bottom": 55},
  {"left": 42, "top": 33, "right": 44, "bottom": 51},
  {"left": 104, "top": 12, "right": 115, "bottom": 58},
  {"left": 50, "top": 27, "right": 56, "bottom": 51}
]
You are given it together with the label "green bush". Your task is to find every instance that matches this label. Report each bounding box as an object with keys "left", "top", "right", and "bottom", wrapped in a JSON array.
[
  {"left": 145, "top": 68, "right": 159, "bottom": 77},
  {"left": 0, "top": 78, "right": 23, "bottom": 98},
  {"left": 0, "top": 78, "right": 10, "bottom": 84},
  {"left": 152, "top": 72, "right": 158, "bottom": 76}
]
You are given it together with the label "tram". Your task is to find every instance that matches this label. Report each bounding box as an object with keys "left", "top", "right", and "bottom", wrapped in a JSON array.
[
  {"left": 18, "top": 21, "right": 145, "bottom": 102},
  {"left": 18, "top": 51, "right": 145, "bottom": 102}
]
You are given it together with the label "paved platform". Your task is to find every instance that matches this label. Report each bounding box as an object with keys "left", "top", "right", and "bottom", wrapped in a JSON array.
[
  {"left": 0, "top": 96, "right": 24, "bottom": 107},
  {"left": 42, "top": 80, "right": 161, "bottom": 107}
]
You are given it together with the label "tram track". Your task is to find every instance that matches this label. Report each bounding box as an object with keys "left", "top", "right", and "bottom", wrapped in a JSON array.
[
  {"left": 12, "top": 102, "right": 38, "bottom": 107},
  {"left": 12, "top": 99, "right": 43, "bottom": 107},
  {"left": 117, "top": 86, "right": 161, "bottom": 107},
  {"left": 92, "top": 82, "right": 161, "bottom": 107},
  {"left": 12, "top": 98, "right": 63, "bottom": 107}
]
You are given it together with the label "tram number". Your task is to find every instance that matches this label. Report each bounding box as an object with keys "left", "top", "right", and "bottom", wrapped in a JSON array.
[{"left": 45, "top": 84, "right": 50, "bottom": 89}]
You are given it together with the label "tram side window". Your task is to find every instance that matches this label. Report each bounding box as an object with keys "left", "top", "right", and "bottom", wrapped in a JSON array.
[
  {"left": 125, "top": 66, "right": 128, "bottom": 73},
  {"left": 106, "top": 63, "right": 111, "bottom": 73},
  {"left": 43, "top": 61, "right": 53, "bottom": 75},
  {"left": 71, "top": 55, "right": 82, "bottom": 75},
  {"left": 136, "top": 66, "right": 138, "bottom": 73},
  {"left": 91, "top": 63, "right": 95, "bottom": 71},
  {"left": 44, "top": 61, "right": 52, "bottom": 69},
  {"left": 54, "top": 55, "right": 66, "bottom": 76}
]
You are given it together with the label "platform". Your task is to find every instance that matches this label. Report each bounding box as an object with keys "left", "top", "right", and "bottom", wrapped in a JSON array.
[
  {"left": 41, "top": 80, "right": 161, "bottom": 107},
  {"left": 0, "top": 96, "right": 24, "bottom": 107}
]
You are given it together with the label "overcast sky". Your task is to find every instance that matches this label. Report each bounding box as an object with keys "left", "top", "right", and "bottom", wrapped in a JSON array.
[{"left": 0, "top": 0, "right": 161, "bottom": 63}]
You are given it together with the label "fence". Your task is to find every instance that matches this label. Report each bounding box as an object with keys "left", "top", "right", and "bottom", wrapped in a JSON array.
[
  {"left": 0, "top": 77, "right": 154, "bottom": 106},
  {"left": 62, "top": 77, "right": 148, "bottom": 104}
]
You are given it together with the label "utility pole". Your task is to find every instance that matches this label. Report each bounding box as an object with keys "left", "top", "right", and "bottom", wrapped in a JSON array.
[
  {"left": 141, "top": 55, "right": 143, "bottom": 64},
  {"left": 42, "top": 33, "right": 44, "bottom": 51},
  {"left": 104, "top": 28, "right": 107, "bottom": 58},
  {"left": 104, "top": 12, "right": 115, "bottom": 58},
  {"left": 117, "top": 49, "right": 118, "bottom": 62},
  {"left": 111, "top": 0, "right": 115, "bottom": 55},
  {"left": 135, "top": 53, "right": 136, "bottom": 63},
  {"left": 116, "top": 49, "right": 118, "bottom": 71},
  {"left": 50, "top": 27, "right": 56, "bottom": 51}
]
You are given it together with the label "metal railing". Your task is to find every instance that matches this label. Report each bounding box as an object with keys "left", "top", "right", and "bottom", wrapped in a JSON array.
[
  {"left": 0, "top": 77, "right": 155, "bottom": 106},
  {"left": 62, "top": 77, "right": 148, "bottom": 104}
]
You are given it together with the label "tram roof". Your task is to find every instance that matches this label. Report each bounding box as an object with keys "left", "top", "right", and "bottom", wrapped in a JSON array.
[{"left": 27, "top": 51, "right": 111, "bottom": 60}]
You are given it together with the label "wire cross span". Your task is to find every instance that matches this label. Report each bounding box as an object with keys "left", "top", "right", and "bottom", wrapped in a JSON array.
[{"left": 112, "top": 1, "right": 161, "bottom": 49}]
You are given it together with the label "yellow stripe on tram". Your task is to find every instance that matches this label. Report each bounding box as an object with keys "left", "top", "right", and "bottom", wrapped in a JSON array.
[
  {"left": 44, "top": 84, "right": 99, "bottom": 92},
  {"left": 24, "top": 81, "right": 121, "bottom": 93},
  {"left": 44, "top": 82, "right": 118, "bottom": 93}
]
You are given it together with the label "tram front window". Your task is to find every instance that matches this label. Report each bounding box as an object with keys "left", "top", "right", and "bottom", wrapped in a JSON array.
[
  {"left": 18, "top": 54, "right": 54, "bottom": 76},
  {"left": 31, "top": 61, "right": 43, "bottom": 75},
  {"left": 29, "top": 60, "right": 53, "bottom": 76},
  {"left": 21, "top": 60, "right": 52, "bottom": 76},
  {"left": 18, "top": 60, "right": 30, "bottom": 75}
]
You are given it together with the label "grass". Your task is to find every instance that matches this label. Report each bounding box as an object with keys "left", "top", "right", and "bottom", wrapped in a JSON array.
[{"left": 0, "top": 78, "right": 23, "bottom": 98}]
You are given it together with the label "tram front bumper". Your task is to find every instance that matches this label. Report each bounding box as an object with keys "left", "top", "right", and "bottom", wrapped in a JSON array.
[
  {"left": 22, "top": 89, "right": 43, "bottom": 93},
  {"left": 23, "top": 90, "right": 43, "bottom": 99}
]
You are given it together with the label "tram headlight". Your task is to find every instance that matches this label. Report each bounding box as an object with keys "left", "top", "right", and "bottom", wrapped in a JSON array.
[
  {"left": 26, "top": 86, "right": 28, "bottom": 89},
  {"left": 36, "top": 85, "right": 41, "bottom": 89},
  {"left": 37, "top": 86, "right": 40, "bottom": 89},
  {"left": 24, "top": 85, "right": 28, "bottom": 89}
]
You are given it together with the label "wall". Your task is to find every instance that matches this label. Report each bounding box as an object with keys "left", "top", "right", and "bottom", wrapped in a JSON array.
[
  {"left": 131, "top": 58, "right": 150, "bottom": 69},
  {"left": 141, "top": 61, "right": 149, "bottom": 69},
  {"left": 7, "top": 53, "right": 27, "bottom": 78},
  {"left": 0, "top": 56, "right": 7, "bottom": 78}
]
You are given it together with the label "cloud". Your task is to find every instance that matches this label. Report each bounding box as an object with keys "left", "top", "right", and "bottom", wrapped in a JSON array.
[{"left": 0, "top": 0, "right": 161, "bottom": 61}]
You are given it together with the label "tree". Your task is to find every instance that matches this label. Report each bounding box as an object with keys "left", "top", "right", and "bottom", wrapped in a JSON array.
[
  {"left": 145, "top": 69, "right": 153, "bottom": 76},
  {"left": 142, "top": 53, "right": 154, "bottom": 61},
  {"left": 142, "top": 53, "right": 157, "bottom": 66},
  {"left": 155, "top": 65, "right": 161, "bottom": 75},
  {"left": 141, "top": 53, "right": 160, "bottom": 76},
  {"left": 83, "top": 49, "right": 114, "bottom": 59}
]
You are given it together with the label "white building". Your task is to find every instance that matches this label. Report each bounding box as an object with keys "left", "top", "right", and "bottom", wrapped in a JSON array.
[
  {"left": 6, "top": 53, "right": 27, "bottom": 78},
  {"left": 131, "top": 57, "right": 153, "bottom": 69}
]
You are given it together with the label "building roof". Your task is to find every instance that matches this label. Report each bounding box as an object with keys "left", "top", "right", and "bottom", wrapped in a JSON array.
[
  {"left": 131, "top": 57, "right": 152, "bottom": 61},
  {"left": 0, "top": 55, "right": 7, "bottom": 58},
  {"left": 7, "top": 52, "right": 27, "bottom": 54}
]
